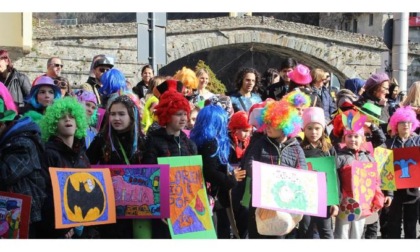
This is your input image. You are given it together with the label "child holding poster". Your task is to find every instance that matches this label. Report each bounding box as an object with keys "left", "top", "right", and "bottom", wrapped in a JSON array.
[
  {"left": 385, "top": 106, "right": 420, "bottom": 239},
  {"left": 38, "top": 96, "right": 96, "bottom": 238},
  {"left": 87, "top": 94, "right": 145, "bottom": 238},
  {"left": 142, "top": 90, "right": 197, "bottom": 238},
  {"left": 334, "top": 110, "right": 384, "bottom": 239},
  {"left": 242, "top": 99, "right": 307, "bottom": 239},
  {"left": 300, "top": 107, "right": 338, "bottom": 239}
]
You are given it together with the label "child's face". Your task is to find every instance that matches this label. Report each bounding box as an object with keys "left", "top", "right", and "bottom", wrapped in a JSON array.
[
  {"left": 109, "top": 103, "right": 131, "bottom": 132},
  {"left": 85, "top": 101, "right": 97, "bottom": 118},
  {"left": 266, "top": 124, "right": 285, "bottom": 139},
  {"left": 234, "top": 127, "right": 252, "bottom": 142},
  {"left": 57, "top": 113, "right": 76, "bottom": 138},
  {"left": 37, "top": 86, "right": 55, "bottom": 107},
  {"left": 304, "top": 122, "right": 323, "bottom": 144},
  {"left": 187, "top": 109, "right": 198, "bottom": 130},
  {"left": 397, "top": 121, "right": 412, "bottom": 136},
  {"left": 167, "top": 110, "right": 188, "bottom": 133},
  {"left": 344, "top": 133, "right": 363, "bottom": 150},
  {"left": 296, "top": 105, "right": 305, "bottom": 117}
]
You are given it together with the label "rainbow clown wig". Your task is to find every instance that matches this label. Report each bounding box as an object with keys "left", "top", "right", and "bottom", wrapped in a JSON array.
[
  {"left": 190, "top": 104, "right": 230, "bottom": 165},
  {"left": 282, "top": 89, "right": 311, "bottom": 108},
  {"left": 262, "top": 99, "right": 303, "bottom": 138},
  {"left": 154, "top": 90, "right": 191, "bottom": 127},
  {"left": 388, "top": 106, "right": 420, "bottom": 136},
  {"left": 40, "top": 97, "right": 88, "bottom": 141}
]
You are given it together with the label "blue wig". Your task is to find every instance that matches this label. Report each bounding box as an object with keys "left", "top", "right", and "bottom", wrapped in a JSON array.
[
  {"left": 27, "top": 85, "right": 61, "bottom": 109},
  {"left": 99, "top": 68, "right": 127, "bottom": 96},
  {"left": 190, "top": 105, "right": 230, "bottom": 165}
]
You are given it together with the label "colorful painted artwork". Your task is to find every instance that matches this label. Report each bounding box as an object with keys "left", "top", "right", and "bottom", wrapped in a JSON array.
[
  {"left": 306, "top": 156, "right": 339, "bottom": 205},
  {"left": 337, "top": 197, "right": 361, "bottom": 222},
  {"left": 92, "top": 164, "right": 170, "bottom": 219},
  {"left": 252, "top": 161, "right": 327, "bottom": 218},
  {"left": 158, "top": 155, "right": 216, "bottom": 239},
  {"left": 49, "top": 167, "right": 116, "bottom": 229},
  {"left": 351, "top": 161, "right": 378, "bottom": 217},
  {"left": 374, "top": 147, "right": 396, "bottom": 191},
  {"left": 0, "top": 192, "right": 31, "bottom": 238},
  {"left": 393, "top": 146, "right": 420, "bottom": 189}
]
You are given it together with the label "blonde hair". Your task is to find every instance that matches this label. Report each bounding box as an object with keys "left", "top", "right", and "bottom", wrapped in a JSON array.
[
  {"left": 310, "top": 68, "right": 326, "bottom": 85},
  {"left": 403, "top": 81, "right": 420, "bottom": 107},
  {"left": 196, "top": 68, "right": 209, "bottom": 78}
]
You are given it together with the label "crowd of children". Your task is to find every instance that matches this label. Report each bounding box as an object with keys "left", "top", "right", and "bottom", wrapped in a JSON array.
[{"left": 1, "top": 51, "right": 420, "bottom": 239}]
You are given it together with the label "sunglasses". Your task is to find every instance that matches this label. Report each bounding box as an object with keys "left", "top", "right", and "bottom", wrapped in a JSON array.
[
  {"left": 54, "top": 79, "right": 68, "bottom": 88},
  {"left": 51, "top": 63, "right": 63, "bottom": 68},
  {"left": 99, "top": 67, "right": 110, "bottom": 73}
]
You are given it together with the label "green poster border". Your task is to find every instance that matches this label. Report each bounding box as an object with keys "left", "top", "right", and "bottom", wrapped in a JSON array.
[
  {"left": 306, "top": 156, "right": 339, "bottom": 205},
  {"left": 158, "top": 155, "right": 217, "bottom": 239}
]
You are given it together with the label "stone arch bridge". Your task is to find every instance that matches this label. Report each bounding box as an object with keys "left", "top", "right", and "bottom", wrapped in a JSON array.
[{"left": 12, "top": 16, "right": 420, "bottom": 90}]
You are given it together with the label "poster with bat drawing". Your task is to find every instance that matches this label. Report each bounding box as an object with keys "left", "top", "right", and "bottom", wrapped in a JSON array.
[{"left": 49, "top": 167, "right": 116, "bottom": 229}]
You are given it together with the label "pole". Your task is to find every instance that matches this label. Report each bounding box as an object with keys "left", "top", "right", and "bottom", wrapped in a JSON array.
[
  {"left": 392, "top": 12, "right": 409, "bottom": 93},
  {"left": 148, "top": 13, "right": 156, "bottom": 75}
]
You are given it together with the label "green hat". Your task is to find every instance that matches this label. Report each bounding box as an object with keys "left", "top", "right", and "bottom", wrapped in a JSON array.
[
  {"left": 356, "top": 102, "right": 385, "bottom": 124},
  {"left": 0, "top": 97, "right": 17, "bottom": 122}
]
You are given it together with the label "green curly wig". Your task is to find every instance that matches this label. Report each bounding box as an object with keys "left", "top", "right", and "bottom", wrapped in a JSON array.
[{"left": 40, "top": 97, "right": 88, "bottom": 141}]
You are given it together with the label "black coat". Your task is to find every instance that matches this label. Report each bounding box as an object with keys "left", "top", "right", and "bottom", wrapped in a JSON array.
[{"left": 2, "top": 68, "right": 32, "bottom": 108}]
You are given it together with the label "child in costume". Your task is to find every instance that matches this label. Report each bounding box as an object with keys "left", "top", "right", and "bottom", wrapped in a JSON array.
[
  {"left": 142, "top": 90, "right": 197, "bottom": 239},
  {"left": 334, "top": 110, "right": 384, "bottom": 239},
  {"left": 20, "top": 76, "right": 61, "bottom": 124},
  {"left": 75, "top": 89, "right": 98, "bottom": 148},
  {"left": 242, "top": 99, "right": 307, "bottom": 239},
  {"left": 190, "top": 104, "right": 245, "bottom": 239},
  {"left": 385, "top": 106, "right": 420, "bottom": 239},
  {"left": 228, "top": 111, "right": 253, "bottom": 238},
  {"left": 38, "top": 97, "right": 93, "bottom": 238},
  {"left": 87, "top": 94, "right": 145, "bottom": 238},
  {"left": 299, "top": 107, "right": 338, "bottom": 239}
]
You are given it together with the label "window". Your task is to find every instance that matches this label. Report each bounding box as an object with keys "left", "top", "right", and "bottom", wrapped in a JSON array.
[
  {"left": 353, "top": 19, "right": 358, "bottom": 33},
  {"left": 369, "top": 14, "right": 373, "bottom": 26}
]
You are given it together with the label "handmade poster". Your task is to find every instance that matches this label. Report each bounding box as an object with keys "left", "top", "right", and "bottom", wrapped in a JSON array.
[
  {"left": 306, "top": 156, "right": 339, "bottom": 205},
  {"left": 252, "top": 161, "right": 327, "bottom": 218},
  {"left": 158, "top": 155, "right": 216, "bottom": 239},
  {"left": 92, "top": 164, "right": 170, "bottom": 219},
  {"left": 374, "top": 147, "right": 396, "bottom": 191},
  {"left": 0, "top": 192, "right": 31, "bottom": 238},
  {"left": 351, "top": 161, "right": 378, "bottom": 215},
  {"left": 393, "top": 146, "right": 420, "bottom": 189},
  {"left": 49, "top": 167, "right": 116, "bottom": 229},
  {"left": 337, "top": 197, "right": 361, "bottom": 222}
]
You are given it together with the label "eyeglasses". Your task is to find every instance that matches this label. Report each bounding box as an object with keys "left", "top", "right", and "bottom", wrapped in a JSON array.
[
  {"left": 51, "top": 63, "right": 63, "bottom": 68},
  {"left": 54, "top": 79, "right": 68, "bottom": 89},
  {"left": 99, "top": 67, "right": 110, "bottom": 73}
]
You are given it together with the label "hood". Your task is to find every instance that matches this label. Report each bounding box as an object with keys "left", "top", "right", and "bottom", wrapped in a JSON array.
[{"left": 0, "top": 117, "right": 41, "bottom": 146}]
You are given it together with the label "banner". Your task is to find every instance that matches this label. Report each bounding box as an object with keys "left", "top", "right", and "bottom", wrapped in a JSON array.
[
  {"left": 252, "top": 161, "right": 327, "bottom": 218},
  {"left": 0, "top": 192, "right": 31, "bottom": 238},
  {"left": 49, "top": 167, "right": 116, "bottom": 229},
  {"left": 92, "top": 164, "right": 170, "bottom": 219},
  {"left": 158, "top": 155, "right": 216, "bottom": 239},
  {"left": 306, "top": 156, "right": 339, "bottom": 205}
]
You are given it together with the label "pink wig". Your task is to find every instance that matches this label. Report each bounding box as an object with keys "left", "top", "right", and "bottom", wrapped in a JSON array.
[
  {"left": 0, "top": 82, "right": 17, "bottom": 113},
  {"left": 389, "top": 106, "right": 420, "bottom": 135}
]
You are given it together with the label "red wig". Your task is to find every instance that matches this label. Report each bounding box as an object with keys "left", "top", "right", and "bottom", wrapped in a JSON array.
[{"left": 154, "top": 90, "right": 191, "bottom": 126}]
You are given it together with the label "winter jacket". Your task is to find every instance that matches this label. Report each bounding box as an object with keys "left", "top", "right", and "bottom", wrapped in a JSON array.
[
  {"left": 336, "top": 147, "right": 385, "bottom": 217},
  {"left": 198, "top": 139, "right": 237, "bottom": 208},
  {"left": 39, "top": 136, "right": 91, "bottom": 238},
  {"left": 141, "top": 127, "right": 197, "bottom": 164},
  {"left": 312, "top": 86, "right": 337, "bottom": 121},
  {"left": 266, "top": 79, "right": 288, "bottom": 101},
  {"left": 0, "top": 117, "right": 47, "bottom": 223},
  {"left": 385, "top": 135, "right": 420, "bottom": 204},
  {"left": 87, "top": 130, "right": 145, "bottom": 165},
  {"left": 2, "top": 68, "right": 32, "bottom": 108},
  {"left": 132, "top": 80, "right": 148, "bottom": 100}
]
